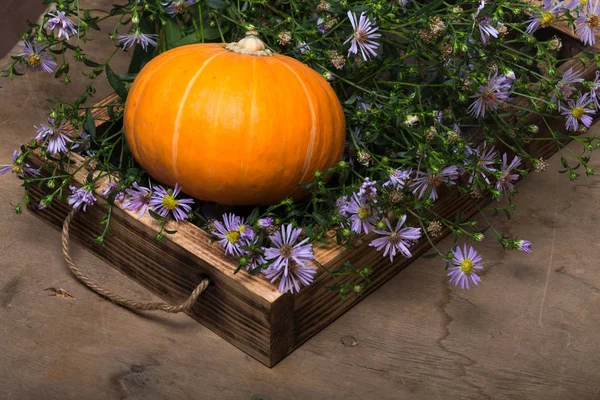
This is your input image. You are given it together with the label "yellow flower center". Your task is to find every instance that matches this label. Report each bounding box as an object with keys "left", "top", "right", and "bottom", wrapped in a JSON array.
[
  {"left": 26, "top": 53, "right": 41, "bottom": 67},
  {"left": 540, "top": 12, "right": 554, "bottom": 27},
  {"left": 357, "top": 207, "right": 370, "bottom": 219},
  {"left": 587, "top": 15, "right": 599, "bottom": 28},
  {"left": 482, "top": 89, "right": 497, "bottom": 105},
  {"left": 388, "top": 231, "right": 401, "bottom": 245},
  {"left": 460, "top": 259, "right": 474, "bottom": 274},
  {"left": 11, "top": 165, "right": 22, "bottom": 174},
  {"left": 280, "top": 244, "right": 294, "bottom": 257},
  {"left": 225, "top": 230, "right": 240, "bottom": 244},
  {"left": 161, "top": 195, "right": 179, "bottom": 210},
  {"left": 582, "top": 0, "right": 587, "bottom": 6},
  {"left": 355, "top": 29, "right": 368, "bottom": 44},
  {"left": 174, "top": 2, "right": 186, "bottom": 13},
  {"left": 571, "top": 107, "right": 585, "bottom": 119},
  {"left": 426, "top": 173, "right": 442, "bottom": 188},
  {"left": 238, "top": 225, "right": 247, "bottom": 233}
]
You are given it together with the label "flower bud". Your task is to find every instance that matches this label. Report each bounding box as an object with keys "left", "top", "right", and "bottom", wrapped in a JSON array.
[
  {"left": 527, "top": 125, "right": 539, "bottom": 133},
  {"left": 473, "top": 233, "right": 484, "bottom": 242},
  {"left": 352, "top": 284, "right": 363, "bottom": 294},
  {"left": 375, "top": 220, "right": 386, "bottom": 230}
]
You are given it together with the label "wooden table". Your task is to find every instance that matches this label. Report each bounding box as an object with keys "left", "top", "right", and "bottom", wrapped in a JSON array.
[{"left": 1, "top": 1, "right": 600, "bottom": 398}]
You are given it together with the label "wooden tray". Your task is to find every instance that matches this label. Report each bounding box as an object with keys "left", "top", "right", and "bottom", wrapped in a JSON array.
[{"left": 25, "top": 24, "right": 600, "bottom": 367}]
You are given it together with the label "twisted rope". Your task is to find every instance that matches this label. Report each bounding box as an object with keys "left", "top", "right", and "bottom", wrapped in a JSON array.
[{"left": 61, "top": 208, "right": 210, "bottom": 313}]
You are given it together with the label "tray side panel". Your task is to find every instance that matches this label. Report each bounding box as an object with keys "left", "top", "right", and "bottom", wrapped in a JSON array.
[{"left": 27, "top": 180, "right": 285, "bottom": 366}]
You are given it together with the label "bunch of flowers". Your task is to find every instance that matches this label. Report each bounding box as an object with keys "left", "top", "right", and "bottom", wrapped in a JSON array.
[{"left": 3, "top": 0, "right": 600, "bottom": 296}]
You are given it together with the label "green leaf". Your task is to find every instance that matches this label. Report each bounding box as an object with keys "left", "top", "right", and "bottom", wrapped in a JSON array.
[
  {"left": 164, "top": 18, "right": 183, "bottom": 48},
  {"left": 344, "top": 92, "right": 358, "bottom": 105},
  {"left": 170, "top": 33, "right": 199, "bottom": 47},
  {"left": 207, "top": 0, "right": 228, "bottom": 9},
  {"left": 105, "top": 64, "right": 128, "bottom": 101},
  {"left": 247, "top": 207, "right": 260, "bottom": 225},
  {"left": 82, "top": 58, "right": 101, "bottom": 68},
  {"left": 83, "top": 110, "right": 96, "bottom": 138},
  {"left": 118, "top": 73, "right": 138, "bottom": 82}
]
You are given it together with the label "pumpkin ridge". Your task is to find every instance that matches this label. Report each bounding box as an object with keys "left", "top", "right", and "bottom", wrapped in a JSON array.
[
  {"left": 126, "top": 48, "right": 194, "bottom": 163},
  {"left": 172, "top": 49, "right": 228, "bottom": 182},
  {"left": 296, "top": 60, "right": 346, "bottom": 171},
  {"left": 272, "top": 56, "right": 318, "bottom": 196},
  {"left": 240, "top": 56, "right": 258, "bottom": 183}
]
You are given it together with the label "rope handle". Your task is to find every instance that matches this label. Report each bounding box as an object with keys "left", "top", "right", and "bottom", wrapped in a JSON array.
[{"left": 62, "top": 208, "right": 210, "bottom": 313}]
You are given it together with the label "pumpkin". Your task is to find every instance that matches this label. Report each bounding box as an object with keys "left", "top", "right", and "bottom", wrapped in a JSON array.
[{"left": 123, "top": 31, "right": 346, "bottom": 205}]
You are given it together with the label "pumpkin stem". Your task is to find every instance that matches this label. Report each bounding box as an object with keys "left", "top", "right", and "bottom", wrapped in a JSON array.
[{"left": 224, "top": 30, "right": 273, "bottom": 57}]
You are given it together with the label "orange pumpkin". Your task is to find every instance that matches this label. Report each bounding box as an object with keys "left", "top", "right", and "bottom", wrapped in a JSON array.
[{"left": 123, "top": 31, "right": 346, "bottom": 205}]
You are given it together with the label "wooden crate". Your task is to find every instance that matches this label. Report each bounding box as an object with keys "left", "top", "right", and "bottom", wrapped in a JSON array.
[{"left": 26, "top": 25, "right": 600, "bottom": 367}]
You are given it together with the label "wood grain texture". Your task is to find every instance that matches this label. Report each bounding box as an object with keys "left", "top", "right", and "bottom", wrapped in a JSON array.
[
  {"left": 3, "top": 3, "right": 600, "bottom": 397},
  {"left": 24, "top": 25, "right": 600, "bottom": 368}
]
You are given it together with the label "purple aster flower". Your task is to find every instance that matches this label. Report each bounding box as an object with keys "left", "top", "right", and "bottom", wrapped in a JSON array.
[
  {"left": 336, "top": 196, "right": 350, "bottom": 217},
  {"left": 526, "top": 0, "right": 565, "bottom": 34},
  {"left": 235, "top": 218, "right": 254, "bottom": 239},
  {"left": 116, "top": 30, "right": 159, "bottom": 50},
  {"left": 161, "top": 0, "right": 195, "bottom": 15},
  {"left": 369, "top": 216, "right": 422, "bottom": 262},
  {"left": 448, "top": 244, "right": 484, "bottom": 290},
  {"left": 590, "top": 70, "right": 600, "bottom": 107},
  {"left": 496, "top": 153, "right": 521, "bottom": 194},
  {"left": 100, "top": 182, "right": 125, "bottom": 202},
  {"left": 566, "top": 0, "right": 585, "bottom": 10},
  {"left": 213, "top": 213, "right": 246, "bottom": 256},
  {"left": 148, "top": 183, "right": 194, "bottom": 221},
  {"left": 383, "top": 169, "right": 411, "bottom": 189},
  {"left": 264, "top": 262, "right": 317, "bottom": 294},
  {"left": 551, "top": 68, "right": 584, "bottom": 103},
  {"left": 297, "top": 41, "right": 310, "bottom": 53},
  {"left": 474, "top": 0, "right": 486, "bottom": 17},
  {"left": 410, "top": 166, "right": 460, "bottom": 201},
  {"left": 123, "top": 182, "right": 152, "bottom": 218},
  {"left": 44, "top": 11, "right": 77, "bottom": 40},
  {"left": 358, "top": 177, "right": 377, "bottom": 200},
  {"left": 346, "top": 192, "right": 377, "bottom": 234},
  {"left": 344, "top": 11, "right": 381, "bottom": 61},
  {"left": 516, "top": 239, "right": 532, "bottom": 253},
  {"left": 477, "top": 17, "right": 499, "bottom": 44},
  {"left": 0, "top": 150, "right": 38, "bottom": 177},
  {"left": 559, "top": 93, "right": 596, "bottom": 131},
  {"left": 575, "top": 0, "right": 600, "bottom": 45},
  {"left": 17, "top": 40, "right": 57, "bottom": 73},
  {"left": 35, "top": 118, "right": 72, "bottom": 155},
  {"left": 467, "top": 141, "right": 498, "bottom": 184},
  {"left": 317, "top": 18, "right": 328, "bottom": 34},
  {"left": 468, "top": 72, "right": 512, "bottom": 118},
  {"left": 257, "top": 217, "right": 274, "bottom": 228},
  {"left": 264, "top": 224, "right": 315, "bottom": 273},
  {"left": 240, "top": 234, "right": 267, "bottom": 272},
  {"left": 68, "top": 185, "right": 96, "bottom": 212}
]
